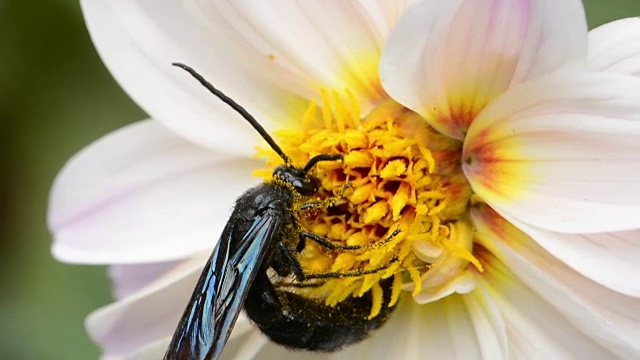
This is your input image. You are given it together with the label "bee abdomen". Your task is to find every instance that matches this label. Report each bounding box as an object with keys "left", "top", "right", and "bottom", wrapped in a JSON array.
[{"left": 244, "top": 277, "right": 396, "bottom": 352}]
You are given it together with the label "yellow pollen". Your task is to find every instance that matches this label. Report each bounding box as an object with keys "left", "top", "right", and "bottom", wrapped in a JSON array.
[
  {"left": 256, "top": 90, "right": 478, "bottom": 318},
  {"left": 389, "top": 273, "right": 403, "bottom": 307},
  {"left": 368, "top": 282, "right": 383, "bottom": 319},
  {"left": 407, "top": 266, "right": 423, "bottom": 297},
  {"left": 363, "top": 200, "right": 389, "bottom": 224}
]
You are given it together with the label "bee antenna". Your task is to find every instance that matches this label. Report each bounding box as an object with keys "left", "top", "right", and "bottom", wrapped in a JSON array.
[
  {"left": 303, "top": 154, "right": 344, "bottom": 173},
  {"left": 172, "top": 62, "right": 291, "bottom": 164}
]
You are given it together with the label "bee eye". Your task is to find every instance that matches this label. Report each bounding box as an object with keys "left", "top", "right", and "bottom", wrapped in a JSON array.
[
  {"left": 273, "top": 166, "right": 319, "bottom": 196},
  {"left": 293, "top": 178, "right": 317, "bottom": 196}
]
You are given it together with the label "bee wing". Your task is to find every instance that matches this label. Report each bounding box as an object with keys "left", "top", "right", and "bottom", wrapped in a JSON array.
[{"left": 164, "top": 210, "right": 282, "bottom": 360}]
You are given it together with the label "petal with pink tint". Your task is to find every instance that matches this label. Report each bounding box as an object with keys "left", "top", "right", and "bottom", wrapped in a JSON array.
[
  {"left": 88, "top": 255, "right": 254, "bottom": 359},
  {"left": 49, "top": 120, "right": 261, "bottom": 264},
  {"left": 103, "top": 338, "right": 168, "bottom": 360},
  {"left": 109, "top": 261, "right": 180, "bottom": 300},
  {"left": 464, "top": 72, "right": 640, "bottom": 233},
  {"left": 81, "top": 0, "right": 310, "bottom": 155},
  {"left": 184, "top": 0, "right": 414, "bottom": 110},
  {"left": 588, "top": 18, "right": 640, "bottom": 76},
  {"left": 102, "top": 325, "right": 263, "bottom": 360},
  {"left": 89, "top": 257, "right": 200, "bottom": 357},
  {"left": 381, "top": 0, "right": 587, "bottom": 139},
  {"left": 473, "top": 205, "right": 640, "bottom": 358}
]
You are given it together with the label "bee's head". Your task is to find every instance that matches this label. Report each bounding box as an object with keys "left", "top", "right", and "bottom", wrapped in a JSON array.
[
  {"left": 273, "top": 166, "right": 320, "bottom": 196},
  {"left": 273, "top": 154, "right": 344, "bottom": 196}
]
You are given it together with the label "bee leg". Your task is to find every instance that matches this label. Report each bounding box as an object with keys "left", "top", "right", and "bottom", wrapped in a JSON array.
[
  {"left": 295, "top": 234, "right": 307, "bottom": 252},
  {"left": 246, "top": 271, "right": 282, "bottom": 315},
  {"left": 245, "top": 271, "right": 317, "bottom": 348},
  {"left": 298, "top": 183, "right": 352, "bottom": 213},
  {"left": 277, "top": 242, "right": 306, "bottom": 281},
  {"left": 296, "top": 230, "right": 343, "bottom": 252},
  {"left": 299, "top": 227, "right": 402, "bottom": 252},
  {"left": 296, "top": 231, "right": 339, "bottom": 251},
  {"left": 304, "top": 256, "right": 399, "bottom": 280}
]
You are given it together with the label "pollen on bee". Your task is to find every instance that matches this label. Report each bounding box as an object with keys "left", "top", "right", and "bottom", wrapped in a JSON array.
[{"left": 255, "top": 89, "right": 476, "bottom": 313}]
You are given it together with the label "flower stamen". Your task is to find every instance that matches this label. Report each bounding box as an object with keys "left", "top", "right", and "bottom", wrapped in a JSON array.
[{"left": 255, "top": 89, "right": 479, "bottom": 317}]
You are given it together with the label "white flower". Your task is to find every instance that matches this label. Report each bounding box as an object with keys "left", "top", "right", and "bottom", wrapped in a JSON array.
[{"left": 49, "top": 1, "right": 640, "bottom": 359}]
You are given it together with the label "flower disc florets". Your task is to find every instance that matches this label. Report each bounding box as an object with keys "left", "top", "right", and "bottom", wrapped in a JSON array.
[{"left": 256, "top": 91, "right": 481, "bottom": 317}]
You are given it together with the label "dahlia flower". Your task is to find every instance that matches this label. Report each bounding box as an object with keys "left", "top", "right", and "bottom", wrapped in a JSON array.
[{"left": 49, "top": 0, "right": 640, "bottom": 359}]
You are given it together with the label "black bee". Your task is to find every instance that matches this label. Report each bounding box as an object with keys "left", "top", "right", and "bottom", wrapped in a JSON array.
[{"left": 165, "top": 63, "right": 397, "bottom": 360}]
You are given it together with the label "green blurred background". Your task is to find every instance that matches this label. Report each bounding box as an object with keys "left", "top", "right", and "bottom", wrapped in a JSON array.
[{"left": 0, "top": 1, "right": 638, "bottom": 359}]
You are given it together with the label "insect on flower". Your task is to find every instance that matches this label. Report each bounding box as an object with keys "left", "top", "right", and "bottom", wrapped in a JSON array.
[{"left": 164, "top": 63, "right": 399, "bottom": 360}]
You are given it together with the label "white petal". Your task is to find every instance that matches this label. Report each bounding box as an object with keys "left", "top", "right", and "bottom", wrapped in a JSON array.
[
  {"left": 464, "top": 72, "right": 640, "bottom": 233},
  {"left": 588, "top": 18, "right": 640, "bottom": 76},
  {"left": 89, "top": 257, "right": 202, "bottom": 357},
  {"left": 236, "top": 295, "right": 496, "bottom": 360},
  {"left": 109, "top": 261, "right": 180, "bottom": 299},
  {"left": 463, "top": 283, "right": 509, "bottom": 359},
  {"left": 412, "top": 220, "right": 478, "bottom": 303},
  {"left": 481, "top": 262, "right": 623, "bottom": 359},
  {"left": 89, "top": 255, "right": 254, "bottom": 358},
  {"left": 512, "top": 222, "right": 640, "bottom": 297},
  {"left": 329, "top": 295, "right": 482, "bottom": 360},
  {"left": 184, "top": 0, "right": 414, "bottom": 109},
  {"left": 49, "top": 120, "right": 261, "bottom": 264},
  {"left": 101, "top": 317, "right": 263, "bottom": 360},
  {"left": 228, "top": 330, "right": 269, "bottom": 360},
  {"left": 81, "top": 0, "right": 310, "bottom": 154},
  {"left": 247, "top": 342, "right": 327, "bottom": 360},
  {"left": 381, "top": 0, "right": 587, "bottom": 139},
  {"left": 103, "top": 338, "right": 169, "bottom": 360},
  {"left": 473, "top": 206, "right": 640, "bottom": 358}
]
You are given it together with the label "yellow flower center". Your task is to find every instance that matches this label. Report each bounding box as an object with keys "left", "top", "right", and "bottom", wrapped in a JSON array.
[{"left": 255, "top": 91, "right": 481, "bottom": 318}]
